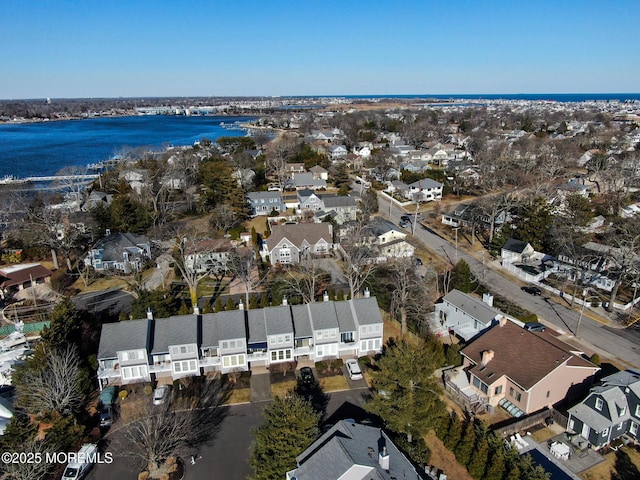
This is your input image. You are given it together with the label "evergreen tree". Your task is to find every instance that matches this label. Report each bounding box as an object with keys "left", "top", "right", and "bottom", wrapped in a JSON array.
[
  {"left": 468, "top": 436, "right": 489, "bottom": 479},
  {"left": 450, "top": 259, "right": 473, "bottom": 293},
  {"left": 41, "top": 297, "right": 83, "bottom": 349},
  {"left": 249, "top": 296, "right": 259, "bottom": 310},
  {"left": 225, "top": 297, "right": 236, "bottom": 311},
  {"left": 513, "top": 197, "right": 553, "bottom": 251},
  {"left": 454, "top": 419, "right": 476, "bottom": 466},
  {"left": 214, "top": 297, "right": 224, "bottom": 312},
  {"left": 483, "top": 448, "right": 506, "bottom": 480},
  {"left": 260, "top": 295, "right": 269, "bottom": 308},
  {"left": 249, "top": 394, "right": 320, "bottom": 480},
  {"left": 442, "top": 413, "right": 463, "bottom": 450},
  {"left": 367, "top": 339, "right": 446, "bottom": 442}
]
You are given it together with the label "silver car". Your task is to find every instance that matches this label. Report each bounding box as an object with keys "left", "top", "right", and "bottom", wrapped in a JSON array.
[{"left": 345, "top": 359, "right": 363, "bottom": 380}]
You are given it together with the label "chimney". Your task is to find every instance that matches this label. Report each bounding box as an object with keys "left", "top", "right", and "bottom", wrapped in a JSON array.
[
  {"left": 193, "top": 305, "right": 200, "bottom": 315},
  {"left": 378, "top": 446, "right": 390, "bottom": 470},
  {"left": 482, "top": 293, "right": 494, "bottom": 307},
  {"left": 364, "top": 287, "right": 370, "bottom": 298},
  {"left": 481, "top": 350, "right": 494, "bottom": 366},
  {"left": 238, "top": 299, "right": 244, "bottom": 310},
  {"left": 146, "top": 308, "right": 153, "bottom": 320},
  {"left": 323, "top": 291, "right": 329, "bottom": 302},
  {"left": 498, "top": 316, "right": 508, "bottom": 327},
  {"left": 282, "top": 296, "right": 288, "bottom": 306}
]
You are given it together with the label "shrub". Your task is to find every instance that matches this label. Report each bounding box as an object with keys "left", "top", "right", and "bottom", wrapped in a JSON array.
[{"left": 590, "top": 353, "right": 601, "bottom": 366}]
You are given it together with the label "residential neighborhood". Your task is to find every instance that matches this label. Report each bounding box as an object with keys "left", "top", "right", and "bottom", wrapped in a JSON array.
[{"left": 1, "top": 94, "right": 640, "bottom": 480}]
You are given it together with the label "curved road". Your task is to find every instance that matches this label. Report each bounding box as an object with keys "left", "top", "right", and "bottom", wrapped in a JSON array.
[{"left": 378, "top": 194, "right": 640, "bottom": 368}]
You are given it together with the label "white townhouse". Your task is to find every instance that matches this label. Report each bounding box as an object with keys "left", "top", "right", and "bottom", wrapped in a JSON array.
[
  {"left": 434, "top": 290, "right": 503, "bottom": 341},
  {"left": 406, "top": 178, "right": 443, "bottom": 202},
  {"left": 96, "top": 296, "right": 384, "bottom": 388}
]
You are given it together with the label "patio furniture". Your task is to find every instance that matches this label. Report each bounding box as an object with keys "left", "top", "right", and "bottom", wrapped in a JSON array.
[{"left": 550, "top": 441, "right": 570, "bottom": 460}]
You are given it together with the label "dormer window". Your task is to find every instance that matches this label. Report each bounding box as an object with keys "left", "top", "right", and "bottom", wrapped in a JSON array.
[
  {"left": 595, "top": 397, "right": 604, "bottom": 411},
  {"left": 620, "top": 406, "right": 627, "bottom": 417}
]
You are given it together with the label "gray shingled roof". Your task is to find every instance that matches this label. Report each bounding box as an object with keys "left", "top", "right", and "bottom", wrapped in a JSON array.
[
  {"left": 201, "top": 313, "right": 219, "bottom": 348},
  {"left": 568, "top": 387, "right": 632, "bottom": 433},
  {"left": 266, "top": 223, "right": 333, "bottom": 251},
  {"left": 351, "top": 297, "right": 383, "bottom": 326},
  {"left": 291, "top": 304, "right": 314, "bottom": 338},
  {"left": 92, "top": 232, "right": 149, "bottom": 263},
  {"left": 308, "top": 301, "right": 339, "bottom": 330},
  {"left": 442, "top": 289, "right": 500, "bottom": 327},
  {"left": 294, "top": 420, "right": 424, "bottom": 480},
  {"left": 98, "top": 319, "right": 150, "bottom": 359},
  {"left": 334, "top": 301, "right": 356, "bottom": 332},
  {"left": 214, "top": 309, "right": 247, "bottom": 340},
  {"left": 246, "top": 309, "right": 267, "bottom": 345},
  {"left": 408, "top": 178, "right": 443, "bottom": 189},
  {"left": 264, "top": 305, "right": 293, "bottom": 336},
  {"left": 322, "top": 195, "right": 357, "bottom": 208},
  {"left": 151, "top": 315, "right": 198, "bottom": 354}
]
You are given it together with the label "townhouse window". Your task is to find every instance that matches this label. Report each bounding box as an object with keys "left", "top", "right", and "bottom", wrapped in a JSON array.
[
  {"left": 617, "top": 422, "right": 624, "bottom": 431},
  {"left": 173, "top": 359, "right": 198, "bottom": 375},
  {"left": 494, "top": 386, "right": 503, "bottom": 395},
  {"left": 546, "top": 390, "right": 550, "bottom": 398},
  {"left": 602, "top": 428, "right": 609, "bottom": 437},
  {"left": 620, "top": 406, "right": 627, "bottom": 417},
  {"left": 223, "top": 354, "right": 246, "bottom": 368},
  {"left": 631, "top": 422, "right": 638, "bottom": 436},
  {"left": 341, "top": 332, "right": 354, "bottom": 343},
  {"left": 595, "top": 397, "right": 604, "bottom": 411},
  {"left": 636, "top": 405, "right": 640, "bottom": 417}
]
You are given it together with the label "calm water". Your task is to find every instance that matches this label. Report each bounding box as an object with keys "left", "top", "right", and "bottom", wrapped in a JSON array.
[{"left": 0, "top": 115, "right": 255, "bottom": 178}]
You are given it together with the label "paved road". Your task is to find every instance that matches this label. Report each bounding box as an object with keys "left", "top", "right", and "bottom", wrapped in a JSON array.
[
  {"left": 89, "top": 388, "right": 370, "bottom": 480},
  {"left": 377, "top": 194, "right": 640, "bottom": 368},
  {"left": 73, "top": 289, "right": 134, "bottom": 315}
]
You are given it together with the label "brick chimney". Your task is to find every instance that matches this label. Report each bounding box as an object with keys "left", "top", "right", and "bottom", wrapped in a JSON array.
[{"left": 481, "top": 349, "right": 494, "bottom": 366}]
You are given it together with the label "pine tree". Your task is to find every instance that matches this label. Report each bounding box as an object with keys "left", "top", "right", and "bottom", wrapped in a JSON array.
[
  {"left": 249, "top": 394, "right": 320, "bottom": 480},
  {"left": 450, "top": 259, "right": 473, "bottom": 293},
  {"left": 260, "top": 295, "right": 269, "bottom": 308},
  {"left": 249, "top": 296, "right": 259, "bottom": 310},
  {"left": 454, "top": 419, "right": 476, "bottom": 466},
  {"left": 366, "top": 339, "right": 446, "bottom": 443},
  {"left": 214, "top": 297, "right": 223, "bottom": 312},
  {"left": 483, "top": 449, "right": 506, "bottom": 480},
  {"left": 468, "top": 436, "right": 489, "bottom": 479},
  {"left": 225, "top": 296, "right": 236, "bottom": 311}
]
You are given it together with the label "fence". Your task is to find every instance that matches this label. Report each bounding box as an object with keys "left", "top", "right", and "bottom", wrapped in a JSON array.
[
  {"left": 492, "top": 408, "right": 568, "bottom": 438},
  {"left": 0, "top": 321, "right": 50, "bottom": 337}
]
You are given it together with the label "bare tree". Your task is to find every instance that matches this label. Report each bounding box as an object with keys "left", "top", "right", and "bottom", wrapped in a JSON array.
[
  {"left": 227, "top": 248, "right": 268, "bottom": 307},
  {"left": 339, "top": 224, "right": 377, "bottom": 299},
  {"left": 14, "top": 345, "right": 83, "bottom": 416},
  {"left": 209, "top": 203, "right": 238, "bottom": 236},
  {"left": 603, "top": 219, "right": 640, "bottom": 310},
  {"left": 279, "top": 258, "right": 331, "bottom": 304},
  {"left": 118, "top": 377, "right": 226, "bottom": 479},
  {"left": 264, "top": 138, "right": 297, "bottom": 189},
  {"left": 0, "top": 436, "right": 59, "bottom": 480},
  {"left": 171, "top": 231, "right": 229, "bottom": 307}
]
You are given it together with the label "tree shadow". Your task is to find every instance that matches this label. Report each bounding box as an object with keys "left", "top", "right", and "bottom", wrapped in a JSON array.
[
  {"left": 294, "top": 378, "right": 330, "bottom": 422},
  {"left": 611, "top": 449, "right": 640, "bottom": 480}
]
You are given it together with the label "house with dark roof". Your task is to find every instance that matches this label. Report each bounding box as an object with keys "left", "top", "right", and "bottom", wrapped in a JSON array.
[
  {"left": 567, "top": 369, "right": 640, "bottom": 449},
  {"left": 84, "top": 232, "right": 151, "bottom": 274},
  {"left": 0, "top": 264, "right": 53, "bottom": 297},
  {"left": 97, "top": 296, "right": 383, "bottom": 388},
  {"left": 262, "top": 223, "right": 333, "bottom": 265},
  {"left": 286, "top": 420, "right": 427, "bottom": 480},
  {"left": 501, "top": 238, "right": 535, "bottom": 264},
  {"left": 434, "top": 290, "right": 502, "bottom": 341},
  {"left": 405, "top": 179, "right": 443, "bottom": 202},
  {"left": 364, "top": 217, "right": 415, "bottom": 260},
  {"left": 457, "top": 319, "right": 599, "bottom": 416}
]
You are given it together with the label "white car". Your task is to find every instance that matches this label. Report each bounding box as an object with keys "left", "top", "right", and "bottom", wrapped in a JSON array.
[
  {"left": 153, "top": 385, "right": 170, "bottom": 405},
  {"left": 345, "top": 359, "right": 363, "bottom": 380}
]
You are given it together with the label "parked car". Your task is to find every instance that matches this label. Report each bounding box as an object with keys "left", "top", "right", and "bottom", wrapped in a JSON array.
[
  {"left": 400, "top": 215, "right": 411, "bottom": 222},
  {"left": 414, "top": 257, "right": 423, "bottom": 266},
  {"left": 522, "top": 285, "right": 542, "bottom": 296},
  {"left": 299, "top": 367, "right": 314, "bottom": 385},
  {"left": 399, "top": 220, "right": 409, "bottom": 229},
  {"left": 345, "top": 359, "right": 363, "bottom": 380},
  {"left": 153, "top": 385, "right": 170, "bottom": 405},
  {"left": 61, "top": 444, "right": 97, "bottom": 480},
  {"left": 524, "top": 322, "right": 546, "bottom": 332}
]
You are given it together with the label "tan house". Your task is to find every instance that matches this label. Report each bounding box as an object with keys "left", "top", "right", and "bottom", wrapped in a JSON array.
[{"left": 459, "top": 319, "right": 599, "bottom": 416}]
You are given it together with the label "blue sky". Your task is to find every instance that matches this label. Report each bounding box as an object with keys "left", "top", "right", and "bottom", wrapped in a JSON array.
[{"left": 2, "top": 0, "right": 638, "bottom": 99}]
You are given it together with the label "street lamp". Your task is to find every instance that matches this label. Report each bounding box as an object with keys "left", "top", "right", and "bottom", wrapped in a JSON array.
[{"left": 453, "top": 227, "right": 460, "bottom": 260}]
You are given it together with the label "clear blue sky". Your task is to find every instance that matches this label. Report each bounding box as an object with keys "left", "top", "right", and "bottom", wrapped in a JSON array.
[{"left": 2, "top": 0, "right": 638, "bottom": 99}]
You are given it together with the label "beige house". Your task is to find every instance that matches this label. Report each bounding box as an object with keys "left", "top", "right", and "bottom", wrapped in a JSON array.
[{"left": 459, "top": 319, "right": 599, "bottom": 416}]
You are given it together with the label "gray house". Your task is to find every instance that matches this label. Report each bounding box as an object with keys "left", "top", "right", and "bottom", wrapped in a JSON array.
[
  {"left": 286, "top": 420, "right": 427, "bottom": 480},
  {"left": 247, "top": 191, "right": 286, "bottom": 216},
  {"left": 85, "top": 232, "right": 151, "bottom": 274},
  {"left": 434, "top": 290, "right": 502, "bottom": 341},
  {"left": 97, "top": 296, "right": 383, "bottom": 388},
  {"left": 262, "top": 223, "right": 333, "bottom": 265},
  {"left": 320, "top": 195, "right": 358, "bottom": 224},
  {"left": 568, "top": 369, "right": 640, "bottom": 449}
]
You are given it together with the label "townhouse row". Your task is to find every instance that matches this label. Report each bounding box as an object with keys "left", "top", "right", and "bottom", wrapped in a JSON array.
[{"left": 97, "top": 296, "right": 384, "bottom": 388}]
